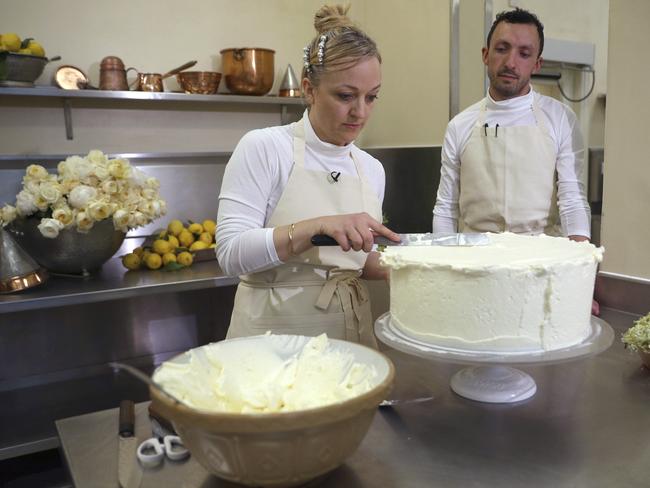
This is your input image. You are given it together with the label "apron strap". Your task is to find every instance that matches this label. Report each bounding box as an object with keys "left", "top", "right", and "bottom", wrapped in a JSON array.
[{"left": 315, "top": 269, "right": 377, "bottom": 348}]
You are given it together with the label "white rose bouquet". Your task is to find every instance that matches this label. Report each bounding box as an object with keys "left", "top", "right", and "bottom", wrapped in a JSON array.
[{"left": 0, "top": 150, "right": 167, "bottom": 238}]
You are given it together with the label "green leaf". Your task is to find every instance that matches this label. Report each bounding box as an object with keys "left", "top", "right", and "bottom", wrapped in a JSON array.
[
  {"left": 163, "top": 261, "right": 187, "bottom": 272},
  {"left": 20, "top": 37, "right": 34, "bottom": 49}
]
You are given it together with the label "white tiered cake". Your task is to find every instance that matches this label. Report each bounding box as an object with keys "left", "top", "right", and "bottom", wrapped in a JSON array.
[{"left": 380, "top": 233, "right": 603, "bottom": 352}]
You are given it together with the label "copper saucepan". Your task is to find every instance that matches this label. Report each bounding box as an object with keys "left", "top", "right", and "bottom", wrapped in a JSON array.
[
  {"left": 128, "top": 60, "right": 198, "bottom": 92},
  {"left": 220, "top": 48, "right": 275, "bottom": 96}
]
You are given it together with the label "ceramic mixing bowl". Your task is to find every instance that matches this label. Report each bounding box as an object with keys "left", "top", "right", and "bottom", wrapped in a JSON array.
[{"left": 149, "top": 335, "right": 394, "bottom": 487}]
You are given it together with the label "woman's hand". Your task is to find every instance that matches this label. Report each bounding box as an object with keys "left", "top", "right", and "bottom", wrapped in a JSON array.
[
  {"left": 314, "top": 213, "right": 399, "bottom": 252},
  {"left": 273, "top": 212, "right": 400, "bottom": 261}
]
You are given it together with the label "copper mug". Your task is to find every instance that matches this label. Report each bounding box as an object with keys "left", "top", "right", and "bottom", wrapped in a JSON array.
[
  {"left": 99, "top": 56, "right": 129, "bottom": 91},
  {"left": 128, "top": 70, "right": 163, "bottom": 92}
]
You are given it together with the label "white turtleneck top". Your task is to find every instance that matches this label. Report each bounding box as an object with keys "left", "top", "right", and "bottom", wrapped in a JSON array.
[
  {"left": 432, "top": 88, "right": 591, "bottom": 238},
  {"left": 216, "top": 111, "right": 385, "bottom": 277}
]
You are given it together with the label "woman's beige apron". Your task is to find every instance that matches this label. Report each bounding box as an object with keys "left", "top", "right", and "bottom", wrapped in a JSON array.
[
  {"left": 458, "top": 97, "right": 561, "bottom": 235},
  {"left": 226, "top": 117, "right": 382, "bottom": 347}
]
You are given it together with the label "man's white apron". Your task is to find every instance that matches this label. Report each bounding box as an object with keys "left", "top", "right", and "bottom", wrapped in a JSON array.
[
  {"left": 459, "top": 97, "right": 561, "bottom": 235},
  {"left": 226, "top": 116, "right": 382, "bottom": 347}
]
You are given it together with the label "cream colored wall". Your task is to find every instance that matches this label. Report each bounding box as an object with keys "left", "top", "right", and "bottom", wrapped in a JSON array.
[
  {"left": 0, "top": 0, "right": 325, "bottom": 154},
  {"left": 1, "top": 0, "right": 450, "bottom": 154},
  {"left": 356, "top": 0, "right": 450, "bottom": 148},
  {"left": 600, "top": 0, "right": 650, "bottom": 279}
]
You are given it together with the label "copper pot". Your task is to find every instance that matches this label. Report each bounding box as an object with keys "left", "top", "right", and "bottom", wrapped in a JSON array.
[{"left": 220, "top": 48, "right": 275, "bottom": 96}]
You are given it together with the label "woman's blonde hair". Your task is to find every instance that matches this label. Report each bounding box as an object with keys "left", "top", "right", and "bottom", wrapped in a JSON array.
[{"left": 301, "top": 4, "right": 381, "bottom": 86}]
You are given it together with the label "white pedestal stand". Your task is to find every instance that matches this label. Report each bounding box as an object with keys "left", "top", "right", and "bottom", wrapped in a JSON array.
[{"left": 374, "top": 313, "right": 615, "bottom": 404}]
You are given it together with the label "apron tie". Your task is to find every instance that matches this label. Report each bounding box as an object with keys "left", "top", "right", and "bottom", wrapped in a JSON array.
[{"left": 315, "top": 268, "right": 377, "bottom": 348}]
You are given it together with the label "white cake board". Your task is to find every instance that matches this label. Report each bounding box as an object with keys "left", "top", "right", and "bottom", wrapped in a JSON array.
[{"left": 374, "top": 313, "right": 614, "bottom": 404}]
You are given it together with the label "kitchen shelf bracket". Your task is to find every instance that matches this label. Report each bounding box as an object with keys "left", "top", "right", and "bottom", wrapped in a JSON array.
[{"left": 62, "top": 98, "right": 74, "bottom": 140}]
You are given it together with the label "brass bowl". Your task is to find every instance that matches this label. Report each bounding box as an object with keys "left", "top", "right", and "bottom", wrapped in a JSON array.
[
  {"left": 150, "top": 335, "right": 395, "bottom": 487},
  {"left": 220, "top": 47, "right": 275, "bottom": 96},
  {"left": 176, "top": 71, "right": 221, "bottom": 95},
  {"left": 7, "top": 217, "right": 125, "bottom": 275}
]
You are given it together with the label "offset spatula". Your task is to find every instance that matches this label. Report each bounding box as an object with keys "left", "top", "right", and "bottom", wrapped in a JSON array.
[{"left": 311, "top": 232, "right": 490, "bottom": 247}]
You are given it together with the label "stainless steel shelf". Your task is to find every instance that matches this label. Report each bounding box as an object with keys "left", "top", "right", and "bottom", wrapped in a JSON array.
[
  {"left": 0, "top": 85, "right": 305, "bottom": 105},
  {"left": 0, "top": 257, "right": 239, "bottom": 314},
  {"left": 0, "top": 86, "right": 304, "bottom": 140}
]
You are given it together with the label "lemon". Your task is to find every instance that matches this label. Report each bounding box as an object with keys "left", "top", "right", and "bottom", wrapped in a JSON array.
[
  {"left": 167, "top": 235, "right": 179, "bottom": 249},
  {"left": 202, "top": 219, "right": 217, "bottom": 235},
  {"left": 17, "top": 48, "right": 32, "bottom": 55},
  {"left": 198, "top": 232, "right": 212, "bottom": 245},
  {"left": 178, "top": 229, "right": 195, "bottom": 248},
  {"left": 189, "top": 241, "right": 209, "bottom": 252},
  {"left": 132, "top": 246, "right": 144, "bottom": 257},
  {"left": 144, "top": 253, "right": 162, "bottom": 270},
  {"left": 209, "top": 243, "right": 216, "bottom": 248},
  {"left": 162, "top": 252, "right": 177, "bottom": 265},
  {"left": 152, "top": 239, "right": 172, "bottom": 255},
  {"left": 177, "top": 251, "right": 193, "bottom": 267},
  {"left": 27, "top": 40, "right": 45, "bottom": 57},
  {"left": 167, "top": 219, "right": 184, "bottom": 236},
  {"left": 121, "top": 253, "right": 141, "bottom": 270},
  {"left": 187, "top": 223, "right": 203, "bottom": 235},
  {"left": 158, "top": 230, "right": 168, "bottom": 239},
  {"left": 1, "top": 33, "right": 21, "bottom": 52}
]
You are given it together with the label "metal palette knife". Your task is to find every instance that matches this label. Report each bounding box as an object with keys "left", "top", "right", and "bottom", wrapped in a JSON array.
[{"left": 311, "top": 232, "right": 490, "bottom": 247}]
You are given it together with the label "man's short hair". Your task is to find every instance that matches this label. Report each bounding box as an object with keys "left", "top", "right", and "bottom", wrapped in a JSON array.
[{"left": 486, "top": 8, "right": 545, "bottom": 57}]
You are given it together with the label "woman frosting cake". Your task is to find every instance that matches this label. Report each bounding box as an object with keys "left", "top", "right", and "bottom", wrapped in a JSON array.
[{"left": 380, "top": 233, "right": 604, "bottom": 352}]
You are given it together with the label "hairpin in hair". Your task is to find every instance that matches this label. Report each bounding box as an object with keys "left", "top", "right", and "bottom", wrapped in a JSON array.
[
  {"left": 303, "top": 45, "right": 312, "bottom": 73},
  {"left": 317, "top": 34, "right": 328, "bottom": 65}
]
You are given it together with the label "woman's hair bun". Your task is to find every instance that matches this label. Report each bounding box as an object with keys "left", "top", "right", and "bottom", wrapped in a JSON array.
[{"left": 314, "top": 4, "right": 355, "bottom": 34}]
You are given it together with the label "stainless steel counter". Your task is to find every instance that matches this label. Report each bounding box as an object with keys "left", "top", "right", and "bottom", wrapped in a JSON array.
[
  {"left": 0, "top": 257, "right": 238, "bottom": 314},
  {"left": 56, "top": 307, "right": 649, "bottom": 488},
  {"left": 0, "top": 259, "right": 239, "bottom": 459}
]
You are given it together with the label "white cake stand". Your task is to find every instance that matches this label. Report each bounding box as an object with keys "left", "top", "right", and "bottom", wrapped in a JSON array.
[{"left": 374, "top": 312, "right": 615, "bottom": 403}]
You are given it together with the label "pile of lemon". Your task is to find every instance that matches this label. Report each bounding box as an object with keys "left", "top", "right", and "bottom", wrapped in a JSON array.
[
  {"left": 0, "top": 33, "right": 46, "bottom": 57},
  {"left": 121, "top": 219, "right": 217, "bottom": 271}
]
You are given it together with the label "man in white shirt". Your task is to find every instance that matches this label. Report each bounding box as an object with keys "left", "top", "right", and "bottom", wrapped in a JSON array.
[{"left": 432, "top": 8, "right": 591, "bottom": 242}]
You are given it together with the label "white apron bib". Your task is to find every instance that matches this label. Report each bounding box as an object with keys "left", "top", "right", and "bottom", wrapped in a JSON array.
[
  {"left": 458, "top": 97, "right": 561, "bottom": 235},
  {"left": 226, "top": 116, "right": 383, "bottom": 347}
]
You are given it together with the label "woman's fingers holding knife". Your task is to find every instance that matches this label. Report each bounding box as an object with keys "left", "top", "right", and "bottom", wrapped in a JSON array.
[{"left": 317, "top": 213, "right": 398, "bottom": 252}]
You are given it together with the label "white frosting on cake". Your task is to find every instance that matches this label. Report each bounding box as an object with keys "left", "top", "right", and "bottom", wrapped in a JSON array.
[{"left": 379, "top": 233, "right": 604, "bottom": 352}]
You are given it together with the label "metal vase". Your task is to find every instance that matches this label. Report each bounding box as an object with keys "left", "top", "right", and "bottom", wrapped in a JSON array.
[
  {"left": 6, "top": 218, "right": 126, "bottom": 276},
  {"left": 0, "top": 226, "right": 48, "bottom": 293}
]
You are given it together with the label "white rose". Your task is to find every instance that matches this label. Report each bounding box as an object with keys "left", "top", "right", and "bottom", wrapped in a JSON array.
[
  {"left": 113, "top": 209, "right": 130, "bottom": 231},
  {"left": 76, "top": 211, "right": 94, "bottom": 232},
  {"left": 68, "top": 185, "right": 98, "bottom": 209},
  {"left": 52, "top": 206, "right": 74, "bottom": 227},
  {"left": 0, "top": 204, "right": 17, "bottom": 226},
  {"left": 158, "top": 199, "right": 167, "bottom": 216},
  {"left": 142, "top": 188, "right": 157, "bottom": 200},
  {"left": 128, "top": 211, "right": 147, "bottom": 228},
  {"left": 62, "top": 156, "right": 91, "bottom": 180},
  {"left": 37, "top": 218, "right": 64, "bottom": 239},
  {"left": 24, "top": 179, "right": 40, "bottom": 194},
  {"left": 88, "top": 200, "right": 111, "bottom": 221},
  {"left": 100, "top": 180, "right": 118, "bottom": 194},
  {"left": 15, "top": 190, "right": 38, "bottom": 216},
  {"left": 34, "top": 196, "right": 50, "bottom": 212},
  {"left": 94, "top": 165, "right": 110, "bottom": 181},
  {"left": 26, "top": 164, "right": 49, "bottom": 180},
  {"left": 145, "top": 177, "right": 160, "bottom": 190},
  {"left": 108, "top": 159, "right": 132, "bottom": 179},
  {"left": 129, "top": 167, "right": 146, "bottom": 187},
  {"left": 87, "top": 150, "right": 107, "bottom": 166},
  {"left": 39, "top": 182, "right": 62, "bottom": 203}
]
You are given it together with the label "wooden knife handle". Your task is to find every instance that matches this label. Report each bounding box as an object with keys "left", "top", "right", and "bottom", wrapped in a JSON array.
[
  {"left": 311, "top": 234, "right": 338, "bottom": 246},
  {"left": 119, "top": 400, "right": 135, "bottom": 437}
]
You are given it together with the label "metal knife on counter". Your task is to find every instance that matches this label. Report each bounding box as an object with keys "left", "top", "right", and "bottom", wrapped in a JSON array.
[
  {"left": 118, "top": 400, "right": 142, "bottom": 488},
  {"left": 311, "top": 232, "right": 490, "bottom": 247}
]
